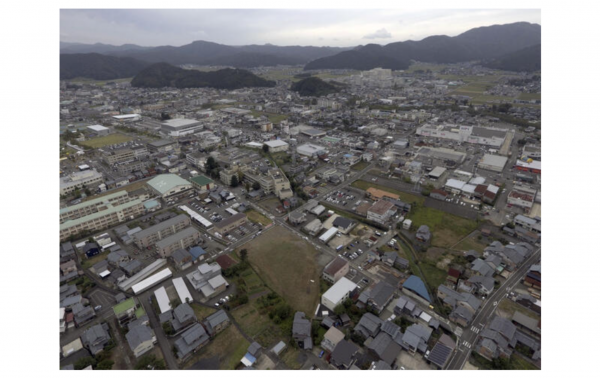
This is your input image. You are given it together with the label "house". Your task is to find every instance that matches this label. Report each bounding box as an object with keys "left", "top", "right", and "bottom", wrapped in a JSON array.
[
  {"left": 322, "top": 326, "right": 345, "bottom": 352},
  {"left": 515, "top": 294, "right": 541, "bottom": 315},
  {"left": 466, "top": 275, "right": 495, "bottom": 295},
  {"left": 394, "top": 296, "right": 421, "bottom": 318},
  {"left": 170, "top": 249, "right": 194, "bottom": 271},
  {"left": 107, "top": 250, "right": 130, "bottom": 267},
  {"left": 247, "top": 342, "right": 262, "bottom": 357},
  {"left": 446, "top": 268, "right": 461, "bottom": 286},
  {"left": 322, "top": 256, "right": 350, "bottom": 284},
  {"left": 354, "top": 312, "right": 383, "bottom": 339},
  {"left": 330, "top": 340, "right": 359, "bottom": 370},
  {"left": 322, "top": 277, "right": 358, "bottom": 311},
  {"left": 60, "top": 260, "right": 77, "bottom": 276},
  {"left": 511, "top": 311, "right": 541, "bottom": 339},
  {"left": 415, "top": 225, "right": 431, "bottom": 243},
  {"left": 81, "top": 323, "right": 111, "bottom": 355},
  {"left": 470, "top": 258, "right": 495, "bottom": 277},
  {"left": 476, "top": 316, "right": 517, "bottom": 360},
  {"left": 430, "top": 189, "right": 448, "bottom": 201},
  {"left": 112, "top": 297, "right": 143, "bottom": 326},
  {"left": 399, "top": 324, "right": 432, "bottom": 354},
  {"left": 427, "top": 334, "right": 456, "bottom": 369},
  {"left": 60, "top": 284, "right": 79, "bottom": 302},
  {"left": 401, "top": 275, "right": 432, "bottom": 305},
  {"left": 332, "top": 217, "right": 357, "bottom": 234},
  {"left": 126, "top": 324, "right": 157, "bottom": 358},
  {"left": 288, "top": 210, "right": 307, "bottom": 225},
  {"left": 72, "top": 303, "right": 96, "bottom": 327},
  {"left": 437, "top": 285, "right": 482, "bottom": 326},
  {"left": 203, "top": 309, "right": 230, "bottom": 336},
  {"left": 292, "top": 312, "right": 313, "bottom": 350},
  {"left": 174, "top": 323, "right": 210, "bottom": 360},
  {"left": 60, "top": 242, "right": 76, "bottom": 263},
  {"left": 170, "top": 303, "right": 197, "bottom": 332},
  {"left": 368, "top": 331, "right": 403, "bottom": 366},
  {"left": 83, "top": 243, "right": 100, "bottom": 258},
  {"left": 271, "top": 341, "right": 287, "bottom": 356},
  {"left": 189, "top": 246, "right": 208, "bottom": 263},
  {"left": 357, "top": 281, "right": 395, "bottom": 314}
]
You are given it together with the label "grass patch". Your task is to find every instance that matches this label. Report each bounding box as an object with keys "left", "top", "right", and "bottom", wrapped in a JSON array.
[
  {"left": 418, "top": 262, "right": 448, "bottom": 290},
  {"left": 190, "top": 303, "right": 216, "bottom": 321},
  {"left": 242, "top": 226, "right": 320, "bottom": 315},
  {"left": 280, "top": 348, "right": 302, "bottom": 369},
  {"left": 244, "top": 209, "right": 273, "bottom": 227},
  {"left": 183, "top": 324, "right": 249, "bottom": 370},
  {"left": 517, "top": 93, "right": 541, "bottom": 101},
  {"left": 351, "top": 161, "right": 370, "bottom": 171},
  {"left": 80, "top": 133, "right": 133, "bottom": 149},
  {"left": 453, "top": 234, "right": 488, "bottom": 253},
  {"left": 81, "top": 251, "right": 109, "bottom": 270},
  {"left": 409, "top": 206, "right": 478, "bottom": 248},
  {"left": 231, "top": 297, "right": 287, "bottom": 347},
  {"left": 509, "top": 353, "right": 539, "bottom": 370},
  {"left": 497, "top": 298, "right": 540, "bottom": 322},
  {"left": 350, "top": 180, "right": 425, "bottom": 205}
]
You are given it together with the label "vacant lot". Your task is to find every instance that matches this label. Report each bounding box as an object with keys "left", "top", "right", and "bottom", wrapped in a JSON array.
[
  {"left": 409, "top": 206, "right": 478, "bottom": 248},
  {"left": 244, "top": 209, "right": 272, "bottom": 227},
  {"left": 418, "top": 262, "right": 448, "bottom": 290},
  {"left": 497, "top": 298, "right": 541, "bottom": 322},
  {"left": 231, "top": 296, "right": 287, "bottom": 348},
  {"left": 453, "top": 233, "right": 488, "bottom": 253},
  {"left": 190, "top": 303, "right": 216, "bottom": 321},
  {"left": 242, "top": 226, "right": 320, "bottom": 315},
  {"left": 351, "top": 180, "right": 425, "bottom": 205},
  {"left": 351, "top": 161, "right": 370, "bottom": 171},
  {"left": 183, "top": 324, "right": 249, "bottom": 370},
  {"left": 80, "top": 133, "right": 133, "bottom": 148}
]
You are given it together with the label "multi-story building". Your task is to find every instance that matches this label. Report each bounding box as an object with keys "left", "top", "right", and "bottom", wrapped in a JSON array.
[
  {"left": 147, "top": 139, "right": 179, "bottom": 154},
  {"left": 134, "top": 214, "right": 191, "bottom": 249},
  {"left": 219, "top": 165, "right": 240, "bottom": 186},
  {"left": 60, "top": 169, "right": 104, "bottom": 195},
  {"left": 154, "top": 227, "right": 201, "bottom": 258},
  {"left": 213, "top": 213, "right": 247, "bottom": 235},
  {"left": 60, "top": 199, "right": 145, "bottom": 241},
  {"left": 416, "top": 124, "right": 508, "bottom": 147},
  {"left": 60, "top": 191, "right": 131, "bottom": 223},
  {"left": 241, "top": 166, "right": 292, "bottom": 200},
  {"left": 367, "top": 200, "right": 397, "bottom": 224},
  {"left": 103, "top": 148, "right": 136, "bottom": 165},
  {"left": 186, "top": 152, "right": 207, "bottom": 170},
  {"left": 115, "top": 160, "right": 150, "bottom": 175},
  {"left": 161, "top": 118, "right": 203, "bottom": 137},
  {"left": 322, "top": 256, "right": 350, "bottom": 284}
]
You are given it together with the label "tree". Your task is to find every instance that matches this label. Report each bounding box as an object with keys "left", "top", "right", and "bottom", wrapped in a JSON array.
[
  {"left": 231, "top": 175, "right": 239, "bottom": 187},
  {"left": 96, "top": 360, "right": 114, "bottom": 370},
  {"left": 74, "top": 356, "right": 97, "bottom": 370},
  {"left": 179, "top": 152, "right": 186, "bottom": 159},
  {"left": 252, "top": 182, "right": 261, "bottom": 191},
  {"left": 334, "top": 304, "right": 346, "bottom": 316},
  {"left": 245, "top": 182, "right": 250, "bottom": 192},
  {"left": 240, "top": 249, "right": 248, "bottom": 262},
  {"left": 262, "top": 144, "right": 269, "bottom": 153},
  {"left": 135, "top": 355, "right": 166, "bottom": 370}
]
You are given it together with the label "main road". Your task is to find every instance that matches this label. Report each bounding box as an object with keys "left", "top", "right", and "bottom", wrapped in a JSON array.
[{"left": 445, "top": 247, "right": 541, "bottom": 370}]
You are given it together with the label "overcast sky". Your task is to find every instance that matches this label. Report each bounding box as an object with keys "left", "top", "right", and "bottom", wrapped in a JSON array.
[{"left": 60, "top": 9, "right": 541, "bottom": 47}]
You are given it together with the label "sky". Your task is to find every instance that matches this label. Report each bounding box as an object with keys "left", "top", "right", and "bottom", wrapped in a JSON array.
[{"left": 60, "top": 9, "right": 541, "bottom": 48}]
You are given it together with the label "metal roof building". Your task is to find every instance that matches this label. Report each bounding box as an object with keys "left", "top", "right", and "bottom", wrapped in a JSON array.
[
  {"left": 147, "top": 174, "right": 192, "bottom": 198},
  {"left": 402, "top": 275, "right": 432, "bottom": 303},
  {"left": 478, "top": 154, "right": 509, "bottom": 172}
]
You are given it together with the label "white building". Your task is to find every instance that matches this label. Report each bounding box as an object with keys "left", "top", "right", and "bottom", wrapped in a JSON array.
[
  {"left": 416, "top": 124, "right": 507, "bottom": 147},
  {"left": 297, "top": 143, "right": 327, "bottom": 157},
  {"left": 322, "top": 277, "right": 358, "bottom": 310},
  {"left": 264, "top": 140, "right": 289, "bottom": 153},
  {"left": 478, "top": 154, "right": 509, "bottom": 173},
  {"left": 86, "top": 125, "right": 110, "bottom": 136},
  {"left": 161, "top": 119, "right": 203, "bottom": 137},
  {"left": 60, "top": 169, "right": 104, "bottom": 195}
]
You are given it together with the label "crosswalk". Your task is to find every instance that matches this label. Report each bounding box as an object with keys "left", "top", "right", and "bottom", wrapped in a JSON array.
[
  {"left": 462, "top": 341, "right": 472, "bottom": 349},
  {"left": 470, "top": 326, "right": 480, "bottom": 334}
]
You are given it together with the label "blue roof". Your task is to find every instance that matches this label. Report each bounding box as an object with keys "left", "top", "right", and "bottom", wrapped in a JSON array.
[
  {"left": 344, "top": 154, "right": 353, "bottom": 158},
  {"left": 403, "top": 275, "right": 432, "bottom": 303},
  {"left": 189, "top": 246, "right": 207, "bottom": 260},
  {"left": 243, "top": 353, "right": 257, "bottom": 364}
]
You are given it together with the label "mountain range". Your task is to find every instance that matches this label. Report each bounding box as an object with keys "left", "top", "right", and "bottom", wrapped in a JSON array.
[
  {"left": 305, "top": 22, "right": 540, "bottom": 71},
  {"left": 60, "top": 22, "right": 541, "bottom": 80},
  {"left": 130, "top": 63, "right": 276, "bottom": 89}
]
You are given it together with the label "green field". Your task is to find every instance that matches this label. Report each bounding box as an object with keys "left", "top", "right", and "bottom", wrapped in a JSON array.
[
  {"left": 518, "top": 92, "right": 541, "bottom": 101},
  {"left": 250, "top": 110, "right": 289, "bottom": 124},
  {"left": 351, "top": 161, "right": 370, "bottom": 171},
  {"left": 409, "top": 206, "right": 478, "bottom": 248},
  {"left": 240, "top": 268, "right": 269, "bottom": 296},
  {"left": 80, "top": 133, "right": 133, "bottom": 148},
  {"left": 244, "top": 209, "right": 273, "bottom": 227},
  {"left": 231, "top": 295, "right": 288, "bottom": 348},
  {"left": 183, "top": 324, "right": 249, "bottom": 370},
  {"left": 350, "top": 180, "right": 425, "bottom": 205},
  {"left": 190, "top": 303, "right": 217, "bottom": 320},
  {"left": 418, "top": 262, "right": 448, "bottom": 290},
  {"left": 242, "top": 226, "right": 320, "bottom": 315}
]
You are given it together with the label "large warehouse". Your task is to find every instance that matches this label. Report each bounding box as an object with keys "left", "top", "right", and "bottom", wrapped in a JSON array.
[
  {"left": 297, "top": 143, "right": 327, "bottom": 157},
  {"left": 147, "top": 174, "right": 193, "bottom": 199},
  {"left": 161, "top": 118, "right": 203, "bottom": 137},
  {"left": 478, "top": 154, "right": 509, "bottom": 172},
  {"left": 416, "top": 124, "right": 507, "bottom": 147},
  {"left": 417, "top": 147, "right": 467, "bottom": 164},
  {"left": 86, "top": 125, "right": 110, "bottom": 136}
]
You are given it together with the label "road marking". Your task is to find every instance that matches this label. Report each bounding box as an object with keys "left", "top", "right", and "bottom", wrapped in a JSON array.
[
  {"left": 470, "top": 326, "right": 480, "bottom": 333},
  {"left": 462, "top": 341, "right": 471, "bottom": 348}
]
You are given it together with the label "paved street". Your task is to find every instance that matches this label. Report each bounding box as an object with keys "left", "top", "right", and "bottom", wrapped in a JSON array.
[{"left": 445, "top": 247, "right": 541, "bottom": 370}]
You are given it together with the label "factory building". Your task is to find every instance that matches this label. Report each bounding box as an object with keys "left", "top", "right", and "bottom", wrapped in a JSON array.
[
  {"left": 297, "top": 143, "right": 328, "bottom": 157},
  {"left": 161, "top": 119, "right": 203, "bottom": 137},
  {"left": 263, "top": 139, "right": 289, "bottom": 153},
  {"left": 478, "top": 154, "right": 509, "bottom": 173},
  {"left": 86, "top": 125, "right": 110, "bottom": 136},
  {"left": 416, "top": 124, "right": 507, "bottom": 147},
  {"left": 147, "top": 174, "right": 193, "bottom": 199}
]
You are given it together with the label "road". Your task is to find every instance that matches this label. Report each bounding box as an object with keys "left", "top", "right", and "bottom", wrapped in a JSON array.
[{"left": 445, "top": 247, "right": 541, "bottom": 370}]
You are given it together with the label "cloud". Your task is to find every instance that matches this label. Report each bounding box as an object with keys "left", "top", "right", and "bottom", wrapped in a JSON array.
[{"left": 363, "top": 28, "right": 392, "bottom": 39}]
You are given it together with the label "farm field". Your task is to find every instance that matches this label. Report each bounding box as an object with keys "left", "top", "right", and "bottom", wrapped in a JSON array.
[
  {"left": 241, "top": 226, "right": 320, "bottom": 315},
  {"left": 80, "top": 133, "right": 133, "bottom": 148}
]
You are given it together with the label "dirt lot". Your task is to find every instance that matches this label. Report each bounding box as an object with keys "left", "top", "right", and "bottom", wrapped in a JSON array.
[
  {"left": 496, "top": 298, "right": 541, "bottom": 321},
  {"left": 242, "top": 226, "right": 321, "bottom": 315}
]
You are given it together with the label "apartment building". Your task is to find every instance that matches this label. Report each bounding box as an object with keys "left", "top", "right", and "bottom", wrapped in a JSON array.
[
  {"left": 241, "top": 166, "right": 292, "bottom": 200},
  {"left": 60, "top": 191, "right": 131, "bottom": 223},
  {"left": 60, "top": 169, "right": 104, "bottom": 196},
  {"left": 103, "top": 148, "right": 136, "bottom": 165},
  {"left": 60, "top": 199, "right": 145, "bottom": 241},
  {"left": 155, "top": 227, "right": 201, "bottom": 258},
  {"left": 134, "top": 214, "right": 191, "bottom": 249}
]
